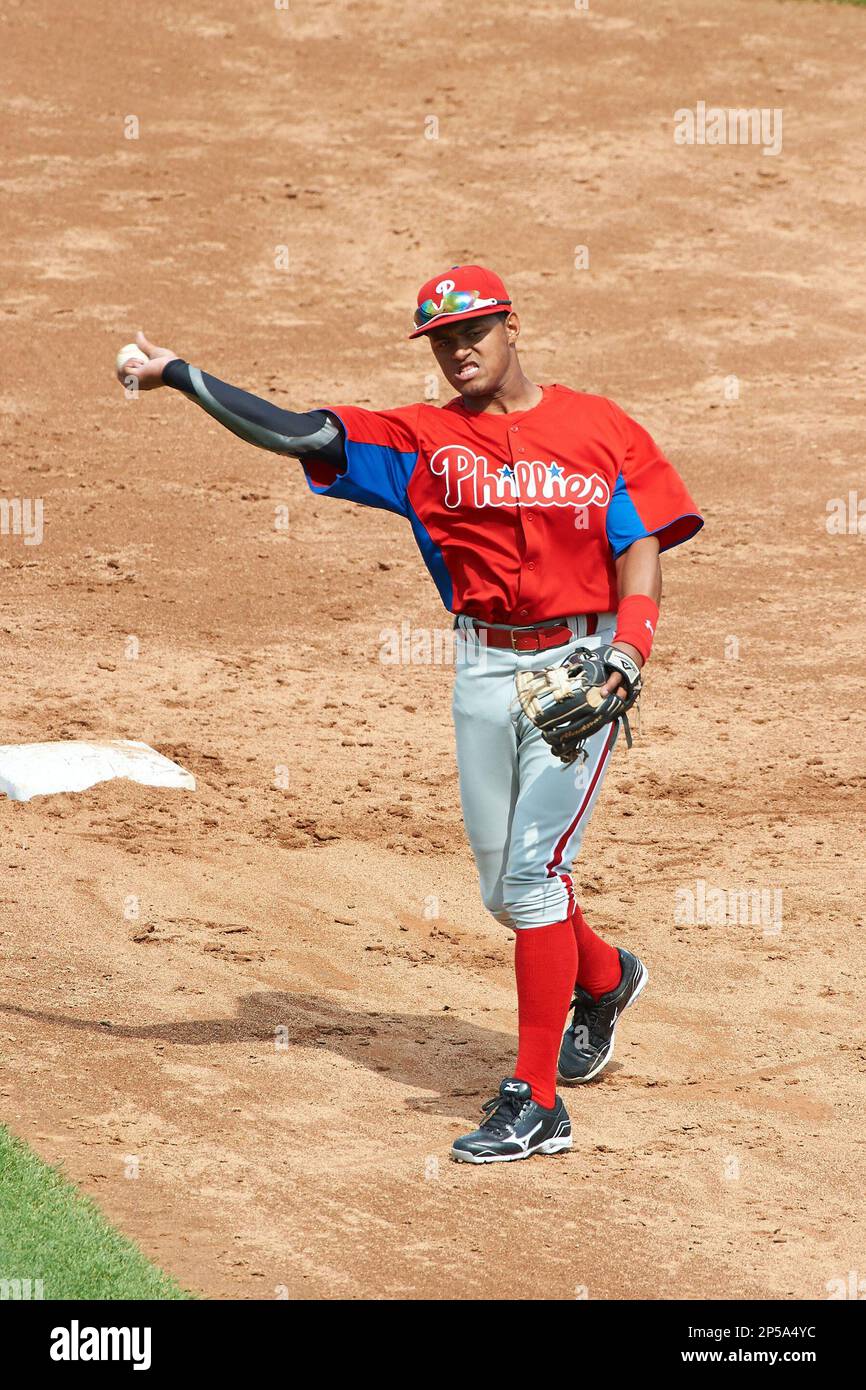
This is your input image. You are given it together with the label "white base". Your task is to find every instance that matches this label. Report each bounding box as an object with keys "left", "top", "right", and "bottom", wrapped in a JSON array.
[{"left": 0, "top": 739, "right": 196, "bottom": 802}]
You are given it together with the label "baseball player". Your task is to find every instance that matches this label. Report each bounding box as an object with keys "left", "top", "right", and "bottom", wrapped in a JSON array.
[{"left": 117, "top": 264, "right": 702, "bottom": 1165}]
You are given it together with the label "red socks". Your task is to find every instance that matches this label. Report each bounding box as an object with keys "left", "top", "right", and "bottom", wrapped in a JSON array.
[
  {"left": 513, "top": 919, "right": 577, "bottom": 1109},
  {"left": 571, "top": 904, "right": 622, "bottom": 999},
  {"left": 512, "top": 909, "right": 622, "bottom": 1109}
]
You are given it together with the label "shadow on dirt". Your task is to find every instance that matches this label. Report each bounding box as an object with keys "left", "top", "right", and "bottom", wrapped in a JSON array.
[{"left": 0, "top": 992, "right": 551, "bottom": 1118}]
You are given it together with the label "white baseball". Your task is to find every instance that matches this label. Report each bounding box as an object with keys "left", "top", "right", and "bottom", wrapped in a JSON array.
[{"left": 116, "top": 342, "right": 147, "bottom": 374}]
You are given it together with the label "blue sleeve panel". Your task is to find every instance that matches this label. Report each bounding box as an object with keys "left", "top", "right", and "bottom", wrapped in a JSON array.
[
  {"left": 301, "top": 408, "right": 418, "bottom": 520},
  {"left": 406, "top": 503, "right": 454, "bottom": 610},
  {"left": 606, "top": 472, "right": 704, "bottom": 557}
]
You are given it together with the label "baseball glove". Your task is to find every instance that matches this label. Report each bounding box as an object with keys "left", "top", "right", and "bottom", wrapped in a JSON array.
[{"left": 514, "top": 644, "right": 642, "bottom": 765}]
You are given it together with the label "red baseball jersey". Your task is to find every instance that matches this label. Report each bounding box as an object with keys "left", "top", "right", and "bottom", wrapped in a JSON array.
[{"left": 303, "top": 384, "right": 702, "bottom": 624}]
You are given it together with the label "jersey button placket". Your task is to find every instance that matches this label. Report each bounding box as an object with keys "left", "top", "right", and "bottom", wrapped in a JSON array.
[
  {"left": 512, "top": 425, "right": 540, "bottom": 612},
  {"left": 510, "top": 426, "right": 528, "bottom": 618}
]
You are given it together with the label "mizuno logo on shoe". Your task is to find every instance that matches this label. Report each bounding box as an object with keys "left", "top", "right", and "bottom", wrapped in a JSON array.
[{"left": 503, "top": 1121, "right": 543, "bottom": 1151}]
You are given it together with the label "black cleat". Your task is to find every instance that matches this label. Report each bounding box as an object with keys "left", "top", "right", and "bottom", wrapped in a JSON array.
[
  {"left": 451, "top": 1078, "right": 572, "bottom": 1164},
  {"left": 558, "top": 947, "right": 648, "bottom": 1084}
]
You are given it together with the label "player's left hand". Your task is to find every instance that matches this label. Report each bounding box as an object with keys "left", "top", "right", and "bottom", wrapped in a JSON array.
[
  {"left": 602, "top": 642, "right": 644, "bottom": 699},
  {"left": 514, "top": 643, "right": 643, "bottom": 765}
]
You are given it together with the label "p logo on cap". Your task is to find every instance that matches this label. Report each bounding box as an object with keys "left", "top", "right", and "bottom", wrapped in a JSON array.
[{"left": 410, "top": 264, "right": 512, "bottom": 337}]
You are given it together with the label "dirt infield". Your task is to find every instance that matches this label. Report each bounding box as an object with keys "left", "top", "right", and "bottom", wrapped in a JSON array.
[{"left": 2, "top": 0, "right": 865, "bottom": 1300}]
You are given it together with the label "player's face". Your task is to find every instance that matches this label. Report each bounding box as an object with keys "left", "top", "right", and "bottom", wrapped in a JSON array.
[{"left": 427, "top": 313, "right": 516, "bottom": 397}]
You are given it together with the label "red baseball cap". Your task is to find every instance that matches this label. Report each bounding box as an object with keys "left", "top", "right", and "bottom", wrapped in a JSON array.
[{"left": 409, "top": 264, "right": 512, "bottom": 339}]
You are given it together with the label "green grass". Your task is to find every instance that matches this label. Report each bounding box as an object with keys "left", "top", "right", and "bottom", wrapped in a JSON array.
[{"left": 0, "top": 1126, "right": 193, "bottom": 1300}]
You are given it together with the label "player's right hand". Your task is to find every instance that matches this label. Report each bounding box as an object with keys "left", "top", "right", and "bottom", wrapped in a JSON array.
[{"left": 116, "top": 330, "right": 179, "bottom": 390}]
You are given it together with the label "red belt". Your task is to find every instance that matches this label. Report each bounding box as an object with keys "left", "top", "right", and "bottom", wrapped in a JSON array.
[{"left": 463, "top": 615, "right": 598, "bottom": 654}]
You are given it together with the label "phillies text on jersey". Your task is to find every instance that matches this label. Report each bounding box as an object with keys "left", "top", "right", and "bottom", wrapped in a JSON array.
[{"left": 302, "top": 384, "right": 703, "bottom": 624}]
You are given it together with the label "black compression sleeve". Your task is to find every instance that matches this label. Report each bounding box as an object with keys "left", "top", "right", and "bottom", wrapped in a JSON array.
[{"left": 162, "top": 359, "right": 346, "bottom": 468}]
